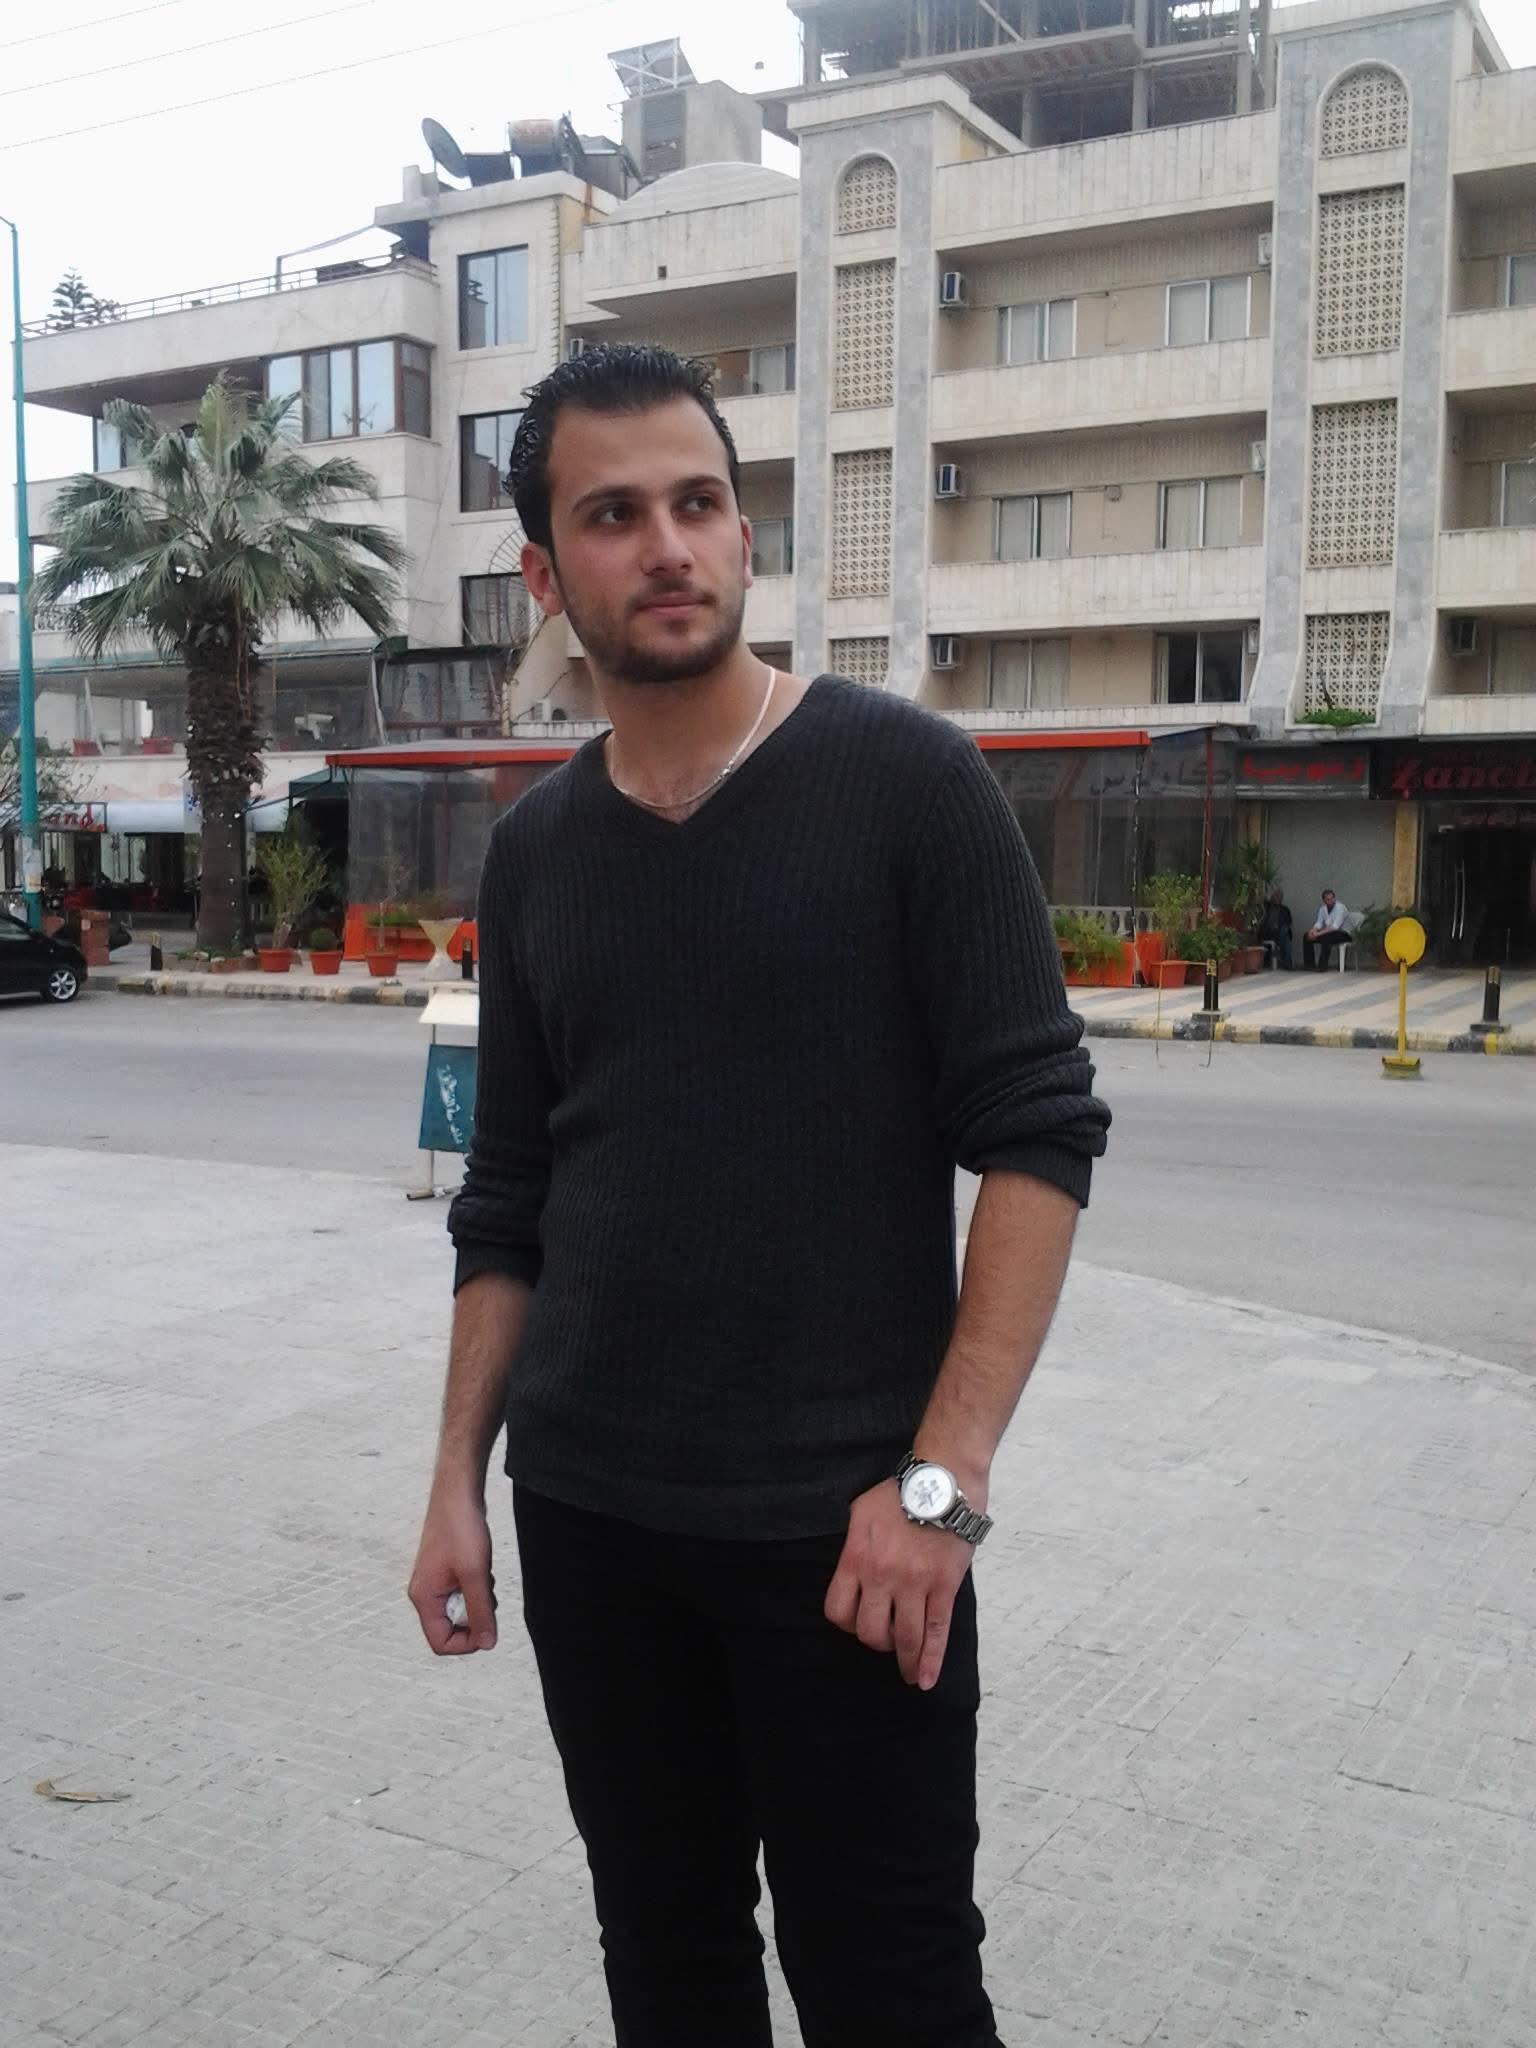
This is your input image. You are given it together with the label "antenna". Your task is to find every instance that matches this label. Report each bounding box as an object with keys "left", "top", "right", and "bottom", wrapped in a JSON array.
[{"left": 421, "top": 117, "right": 469, "bottom": 182}]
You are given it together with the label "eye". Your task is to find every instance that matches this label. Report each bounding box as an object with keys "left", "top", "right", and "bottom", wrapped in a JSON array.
[
  {"left": 682, "top": 493, "right": 718, "bottom": 515},
  {"left": 593, "top": 503, "right": 630, "bottom": 526}
]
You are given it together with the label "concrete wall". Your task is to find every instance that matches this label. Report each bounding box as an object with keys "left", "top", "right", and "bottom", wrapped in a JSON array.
[
  {"left": 932, "top": 337, "right": 1271, "bottom": 439},
  {"left": 1264, "top": 802, "right": 1397, "bottom": 921}
]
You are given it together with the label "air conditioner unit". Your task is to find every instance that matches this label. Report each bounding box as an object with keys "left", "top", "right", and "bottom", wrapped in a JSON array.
[
  {"left": 930, "top": 635, "right": 963, "bottom": 670},
  {"left": 1250, "top": 440, "right": 1267, "bottom": 474},
  {"left": 1257, "top": 231, "right": 1274, "bottom": 269},
  {"left": 939, "top": 270, "right": 968, "bottom": 310},
  {"left": 527, "top": 698, "right": 555, "bottom": 721},
  {"left": 565, "top": 337, "right": 587, "bottom": 362},
  {"left": 934, "top": 462, "right": 965, "bottom": 499},
  {"left": 1447, "top": 616, "right": 1481, "bottom": 657},
  {"left": 1244, "top": 623, "right": 1262, "bottom": 657}
]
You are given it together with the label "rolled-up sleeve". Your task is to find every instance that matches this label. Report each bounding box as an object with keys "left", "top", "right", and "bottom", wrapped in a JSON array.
[
  {"left": 447, "top": 818, "right": 558, "bottom": 1292},
  {"left": 903, "top": 741, "right": 1111, "bottom": 1206}
]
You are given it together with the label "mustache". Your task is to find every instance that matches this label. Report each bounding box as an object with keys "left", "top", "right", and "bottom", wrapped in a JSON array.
[{"left": 629, "top": 585, "right": 713, "bottom": 613}]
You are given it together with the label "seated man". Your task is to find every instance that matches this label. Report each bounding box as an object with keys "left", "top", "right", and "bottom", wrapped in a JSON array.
[
  {"left": 1256, "top": 887, "right": 1293, "bottom": 970},
  {"left": 1303, "top": 888, "right": 1349, "bottom": 970}
]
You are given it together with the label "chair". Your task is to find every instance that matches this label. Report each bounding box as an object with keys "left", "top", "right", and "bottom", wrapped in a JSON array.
[{"left": 1335, "top": 910, "right": 1365, "bottom": 971}]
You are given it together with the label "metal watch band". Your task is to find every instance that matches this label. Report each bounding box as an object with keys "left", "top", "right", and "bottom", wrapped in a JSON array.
[{"left": 894, "top": 1454, "right": 994, "bottom": 1548}]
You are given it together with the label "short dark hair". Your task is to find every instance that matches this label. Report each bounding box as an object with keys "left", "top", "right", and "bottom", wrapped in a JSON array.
[{"left": 507, "top": 343, "right": 742, "bottom": 550}]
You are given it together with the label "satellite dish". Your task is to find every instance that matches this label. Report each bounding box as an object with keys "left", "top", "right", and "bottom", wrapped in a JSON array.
[{"left": 422, "top": 117, "right": 469, "bottom": 182}]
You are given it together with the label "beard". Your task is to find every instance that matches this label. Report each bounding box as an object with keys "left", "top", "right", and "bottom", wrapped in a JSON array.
[{"left": 557, "top": 577, "right": 748, "bottom": 687}]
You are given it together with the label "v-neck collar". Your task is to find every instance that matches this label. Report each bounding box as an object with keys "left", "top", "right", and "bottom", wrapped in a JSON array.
[{"left": 574, "top": 675, "right": 833, "bottom": 845}]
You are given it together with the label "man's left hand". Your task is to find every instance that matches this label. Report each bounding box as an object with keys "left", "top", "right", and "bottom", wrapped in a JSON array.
[{"left": 824, "top": 1476, "right": 984, "bottom": 1691}]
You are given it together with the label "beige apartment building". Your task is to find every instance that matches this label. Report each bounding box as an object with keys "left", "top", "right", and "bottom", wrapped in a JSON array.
[{"left": 7, "top": 0, "right": 1536, "bottom": 964}]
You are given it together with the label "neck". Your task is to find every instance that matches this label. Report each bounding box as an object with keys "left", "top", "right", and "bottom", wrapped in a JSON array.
[{"left": 596, "top": 644, "right": 770, "bottom": 787}]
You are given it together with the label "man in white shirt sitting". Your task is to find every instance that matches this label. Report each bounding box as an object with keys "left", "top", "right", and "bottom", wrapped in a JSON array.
[{"left": 1303, "top": 888, "right": 1349, "bottom": 970}]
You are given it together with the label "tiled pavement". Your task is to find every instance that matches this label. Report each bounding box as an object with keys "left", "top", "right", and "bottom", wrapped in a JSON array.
[{"left": 8, "top": 1143, "right": 1536, "bottom": 2045}]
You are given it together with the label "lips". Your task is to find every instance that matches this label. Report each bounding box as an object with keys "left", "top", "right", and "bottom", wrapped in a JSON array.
[{"left": 638, "top": 593, "right": 707, "bottom": 614}]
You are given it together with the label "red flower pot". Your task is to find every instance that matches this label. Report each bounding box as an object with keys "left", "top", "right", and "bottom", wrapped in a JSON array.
[
  {"left": 366, "top": 952, "right": 399, "bottom": 979},
  {"left": 257, "top": 947, "right": 294, "bottom": 973},
  {"left": 309, "top": 950, "right": 343, "bottom": 976}
]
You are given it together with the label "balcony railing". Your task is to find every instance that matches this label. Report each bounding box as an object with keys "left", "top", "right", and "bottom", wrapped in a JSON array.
[{"left": 21, "top": 251, "right": 435, "bottom": 338}]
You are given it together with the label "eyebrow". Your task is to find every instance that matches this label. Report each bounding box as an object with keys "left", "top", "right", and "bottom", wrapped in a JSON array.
[{"left": 568, "top": 473, "right": 730, "bottom": 517}]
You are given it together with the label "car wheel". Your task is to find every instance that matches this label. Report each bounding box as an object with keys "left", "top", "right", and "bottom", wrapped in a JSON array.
[{"left": 42, "top": 967, "right": 81, "bottom": 1004}]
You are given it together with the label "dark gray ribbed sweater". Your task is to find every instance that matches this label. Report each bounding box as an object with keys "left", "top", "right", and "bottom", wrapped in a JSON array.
[{"left": 448, "top": 676, "right": 1110, "bottom": 1539}]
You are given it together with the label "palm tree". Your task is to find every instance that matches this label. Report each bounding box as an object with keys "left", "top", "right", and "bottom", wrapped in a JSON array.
[{"left": 32, "top": 375, "right": 405, "bottom": 951}]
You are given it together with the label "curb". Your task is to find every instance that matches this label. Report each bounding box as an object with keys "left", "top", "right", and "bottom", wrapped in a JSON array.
[
  {"left": 111, "top": 973, "right": 430, "bottom": 1008},
  {"left": 1079, "top": 1015, "right": 1536, "bottom": 1056}
]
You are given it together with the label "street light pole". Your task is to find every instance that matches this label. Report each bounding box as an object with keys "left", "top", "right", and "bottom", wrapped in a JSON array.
[{"left": 2, "top": 212, "right": 40, "bottom": 928}]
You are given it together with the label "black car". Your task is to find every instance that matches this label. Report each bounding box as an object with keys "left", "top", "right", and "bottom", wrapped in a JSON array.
[{"left": 0, "top": 913, "right": 88, "bottom": 1004}]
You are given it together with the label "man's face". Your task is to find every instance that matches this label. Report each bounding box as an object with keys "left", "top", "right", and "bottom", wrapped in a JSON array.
[
  {"left": 1322, "top": 892, "right": 1336, "bottom": 909},
  {"left": 522, "top": 397, "right": 751, "bottom": 687}
]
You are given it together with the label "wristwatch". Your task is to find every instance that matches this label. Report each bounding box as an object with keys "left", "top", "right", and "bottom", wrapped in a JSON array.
[{"left": 895, "top": 1453, "right": 993, "bottom": 1548}]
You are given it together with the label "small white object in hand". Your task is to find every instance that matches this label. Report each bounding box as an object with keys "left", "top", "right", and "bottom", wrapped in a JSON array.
[{"left": 445, "top": 1591, "right": 468, "bottom": 1629}]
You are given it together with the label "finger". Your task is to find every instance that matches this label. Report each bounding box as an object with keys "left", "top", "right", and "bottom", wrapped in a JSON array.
[
  {"left": 824, "top": 1558, "right": 860, "bottom": 1633},
  {"left": 894, "top": 1588, "right": 928, "bottom": 1687},
  {"left": 917, "top": 1592, "right": 955, "bottom": 1693},
  {"left": 408, "top": 1576, "right": 473, "bottom": 1656},
  {"left": 854, "top": 1587, "right": 895, "bottom": 1654},
  {"left": 461, "top": 1569, "right": 498, "bottom": 1652}
]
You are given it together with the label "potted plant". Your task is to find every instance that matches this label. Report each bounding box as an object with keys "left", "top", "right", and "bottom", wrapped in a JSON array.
[
  {"left": 1218, "top": 839, "right": 1281, "bottom": 972},
  {"left": 1145, "top": 871, "right": 1201, "bottom": 985},
  {"left": 1176, "top": 918, "right": 1242, "bottom": 982},
  {"left": 307, "top": 925, "right": 343, "bottom": 976},
  {"left": 1352, "top": 905, "right": 1418, "bottom": 971},
  {"left": 1053, "top": 909, "right": 1129, "bottom": 987},
  {"left": 255, "top": 827, "right": 331, "bottom": 973}
]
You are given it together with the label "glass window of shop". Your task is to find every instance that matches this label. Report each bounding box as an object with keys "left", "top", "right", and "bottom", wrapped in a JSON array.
[{"left": 265, "top": 340, "right": 430, "bottom": 443}]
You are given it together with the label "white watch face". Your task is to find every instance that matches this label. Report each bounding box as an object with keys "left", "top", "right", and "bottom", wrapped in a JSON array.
[{"left": 901, "top": 1463, "right": 958, "bottom": 1521}]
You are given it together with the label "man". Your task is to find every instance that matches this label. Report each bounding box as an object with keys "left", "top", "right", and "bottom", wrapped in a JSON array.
[
  {"left": 1303, "top": 886, "right": 1349, "bottom": 969},
  {"left": 1257, "top": 886, "right": 1293, "bottom": 970},
  {"left": 407, "top": 344, "right": 1111, "bottom": 2047}
]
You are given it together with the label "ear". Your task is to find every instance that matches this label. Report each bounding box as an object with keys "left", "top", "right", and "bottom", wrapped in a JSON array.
[
  {"left": 740, "top": 514, "right": 754, "bottom": 591},
  {"left": 522, "top": 540, "right": 564, "bottom": 619}
]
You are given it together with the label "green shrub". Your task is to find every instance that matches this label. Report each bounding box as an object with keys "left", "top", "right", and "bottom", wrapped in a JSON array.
[
  {"left": 307, "top": 926, "right": 340, "bottom": 952},
  {"left": 1055, "top": 909, "right": 1123, "bottom": 978},
  {"left": 1145, "top": 871, "right": 1202, "bottom": 941},
  {"left": 1175, "top": 918, "right": 1241, "bottom": 965},
  {"left": 1299, "top": 707, "right": 1374, "bottom": 729}
]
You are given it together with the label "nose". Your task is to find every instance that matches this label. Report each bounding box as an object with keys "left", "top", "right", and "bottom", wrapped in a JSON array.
[{"left": 637, "top": 506, "right": 695, "bottom": 580}]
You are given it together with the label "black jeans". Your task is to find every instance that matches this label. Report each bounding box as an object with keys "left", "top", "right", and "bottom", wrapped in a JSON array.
[
  {"left": 1304, "top": 929, "right": 1348, "bottom": 969},
  {"left": 513, "top": 1485, "right": 1003, "bottom": 2048}
]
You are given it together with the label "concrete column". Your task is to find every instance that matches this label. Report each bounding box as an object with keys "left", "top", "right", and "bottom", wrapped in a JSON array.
[
  {"left": 1132, "top": 66, "right": 1149, "bottom": 131},
  {"left": 1391, "top": 802, "right": 1421, "bottom": 909},
  {"left": 803, "top": 24, "right": 821, "bottom": 87},
  {"left": 1237, "top": 0, "right": 1254, "bottom": 114},
  {"left": 1132, "top": 0, "right": 1151, "bottom": 49}
]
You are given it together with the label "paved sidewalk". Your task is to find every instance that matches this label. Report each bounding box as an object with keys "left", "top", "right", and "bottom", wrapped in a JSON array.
[{"left": 8, "top": 1143, "right": 1536, "bottom": 2045}]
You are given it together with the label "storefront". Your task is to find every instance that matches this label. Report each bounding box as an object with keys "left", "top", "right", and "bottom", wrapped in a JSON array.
[
  {"left": 1380, "top": 741, "right": 1536, "bottom": 967},
  {"left": 1236, "top": 743, "right": 1398, "bottom": 930}
]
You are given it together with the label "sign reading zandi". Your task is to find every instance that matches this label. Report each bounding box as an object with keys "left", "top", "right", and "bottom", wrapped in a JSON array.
[{"left": 1380, "top": 746, "right": 1536, "bottom": 800}]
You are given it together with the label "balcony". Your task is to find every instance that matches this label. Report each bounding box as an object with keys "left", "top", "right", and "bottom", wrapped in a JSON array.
[
  {"left": 940, "top": 702, "right": 1238, "bottom": 733},
  {"left": 1438, "top": 527, "right": 1536, "bottom": 611},
  {"left": 569, "top": 190, "right": 799, "bottom": 316},
  {"left": 934, "top": 110, "right": 1276, "bottom": 251},
  {"left": 21, "top": 253, "right": 438, "bottom": 413},
  {"left": 1454, "top": 71, "right": 1536, "bottom": 176},
  {"left": 1424, "top": 694, "right": 1536, "bottom": 738},
  {"left": 1444, "top": 306, "right": 1536, "bottom": 399},
  {"left": 744, "top": 577, "right": 793, "bottom": 643},
  {"left": 718, "top": 391, "right": 796, "bottom": 464},
  {"left": 928, "top": 544, "right": 1262, "bottom": 635},
  {"left": 931, "top": 337, "right": 1268, "bottom": 441}
]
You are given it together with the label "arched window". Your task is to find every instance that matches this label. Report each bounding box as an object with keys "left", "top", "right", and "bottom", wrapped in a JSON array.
[
  {"left": 1320, "top": 66, "right": 1409, "bottom": 157},
  {"left": 836, "top": 156, "right": 897, "bottom": 234}
]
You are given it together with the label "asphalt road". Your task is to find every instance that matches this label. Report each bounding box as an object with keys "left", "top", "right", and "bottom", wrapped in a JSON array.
[{"left": 3, "top": 988, "right": 1531, "bottom": 1371}]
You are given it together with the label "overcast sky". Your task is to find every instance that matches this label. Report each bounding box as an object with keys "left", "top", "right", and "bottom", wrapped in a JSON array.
[{"left": 5, "top": 0, "right": 1534, "bottom": 578}]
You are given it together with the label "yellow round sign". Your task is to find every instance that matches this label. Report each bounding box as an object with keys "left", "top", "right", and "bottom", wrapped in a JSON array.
[{"left": 1384, "top": 915, "right": 1426, "bottom": 966}]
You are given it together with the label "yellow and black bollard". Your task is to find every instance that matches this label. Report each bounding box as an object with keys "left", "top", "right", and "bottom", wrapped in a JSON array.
[
  {"left": 460, "top": 931, "right": 475, "bottom": 982},
  {"left": 149, "top": 931, "right": 164, "bottom": 973},
  {"left": 1471, "top": 964, "right": 1508, "bottom": 1039}
]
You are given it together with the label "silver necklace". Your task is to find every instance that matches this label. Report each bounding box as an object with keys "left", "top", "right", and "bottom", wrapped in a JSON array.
[{"left": 607, "top": 666, "right": 778, "bottom": 814}]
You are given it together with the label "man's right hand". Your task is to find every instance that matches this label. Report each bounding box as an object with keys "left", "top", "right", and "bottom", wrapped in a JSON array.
[{"left": 408, "top": 1488, "right": 498, "bottom": 1655}]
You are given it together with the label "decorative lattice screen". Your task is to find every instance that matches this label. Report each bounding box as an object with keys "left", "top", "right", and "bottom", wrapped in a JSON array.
[
  {"left": 1315, "top": 186, "right": 1404, "bottom": 357},
  {"left": 831, "top": 449, "right": 893, "bottom": 596},
  {"left": 1320, "top": 67, "right": 1409, "bottom": 157},
  {"left": 836, "top": 156, "right": 897, "bottom": 234},
  {"left": 1301, "top": 612, "right": 1390, "bottom": 717},
  {"left": 1308, "top": 401, "right": 1399, "bottom": 567},
  {"left": 833, "top": 260, "right": 895, "bottom": 409},
  {"left": 829, "top": 637, "right": 889, "bottom": 686}
]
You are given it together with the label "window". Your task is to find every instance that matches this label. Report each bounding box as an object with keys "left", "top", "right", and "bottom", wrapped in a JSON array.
[
  {"left": 263, "top": 341, "right": 429, "bottom": 442},
  {"left": 1505, "top": 255, "right": 1536, "bottom": 308},
  {"left": 1166, "top": 276, "right": 1249, "bottom": 346},
  {"left": 1490, "top": 625, "right": 1536, "bottom": 695},
  {"left": 998, "top": 299, "right": 1075, "bottom": 367},
  {"left": 461, "top": 411, "right": 522, "bottom": 513},
  {"left": 1159, "top": 629, "right": 1244, "bottom": 704},
  {"left": 750, "top": 343, "right": 796, "bottom": 395},
  {"left": 996, "top": 493, "right": 1072, "bottom": 562},
  {"left": 750, "top": 516, "right": 793, "bottom": 578},
  {"left": 93, "top": 418, "right": 132, "bottom": 470},
  {"left": 459, "top": 246, "right": 529, "bottom": 350},
  {"left": 989, "top": 638, "right": 1070, "bottom": 711},
  {"left": 1501, "top": 461, "right": 1536, "bottom": 528},
  {"left": 1159, "top": 476, "right": 1242, "bottom": 549},
  {"left": 461, "top": 574, "right": 529, "bottom": 646}
]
